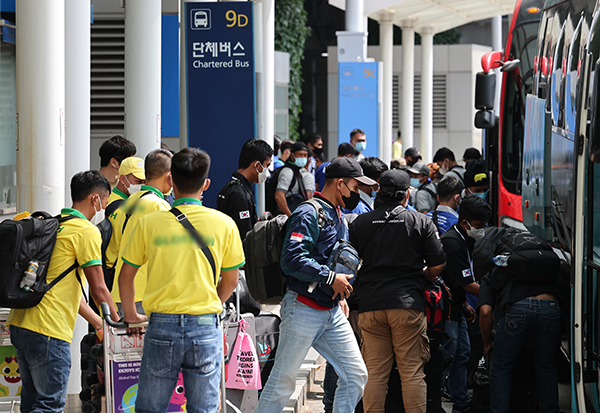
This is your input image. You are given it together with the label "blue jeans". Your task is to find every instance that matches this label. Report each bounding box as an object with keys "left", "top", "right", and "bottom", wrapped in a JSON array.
[
  {"left": 136, "top": 313, "right": 222, "bottom": 413},
  {"left": 442, "top": 314, "right": 471, "bottom": 410},
  {"left": 10, "top": 326, "right": 71, "bottom": 413},
  {"left": 256, "top": 290, "right": 368, "bottom": 413},
  {"left": 490, "top": 298, "right": 560, "bottom": 413}
]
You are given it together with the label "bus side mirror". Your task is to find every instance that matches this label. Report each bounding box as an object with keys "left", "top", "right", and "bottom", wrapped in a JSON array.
[
  {"left": 475, "top": 110, "right": 496, "bottom": 129},
  {"left": 589, "top": 60, "right": 600, "bottom": 163},
  {"left": 474, "top": 71, "right": 496, "bottom": 129}
]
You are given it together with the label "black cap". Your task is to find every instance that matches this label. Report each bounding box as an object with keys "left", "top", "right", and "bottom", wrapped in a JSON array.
[
  {"left": 408, "top": 162, "right": 430, "bottom": 176},
  {"left": 404, "top": 147, "right": 422, "bottom": 160},
  {"left": 325, "top": 157, "right": 377, "bottom": 186},
  {"left": 463, "top": 147, "right": 482, "bottom": 161},
  {"left": 290, "top": 141, "right": 309, "bottom": 153},
  {"left": 379, "top": 169, "right": 410, "bottom": 192},
  {"left": 464, "top": 158, "right": 489, "bottom": 187}
]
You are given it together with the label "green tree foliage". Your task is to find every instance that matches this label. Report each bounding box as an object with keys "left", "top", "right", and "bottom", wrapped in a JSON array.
[{"left": 275, "top": 0, "right": 310, "bottom": 141}]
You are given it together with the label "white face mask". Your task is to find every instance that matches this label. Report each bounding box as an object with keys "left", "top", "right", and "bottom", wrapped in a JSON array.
[
  {"left": 256, "top": 162, "right": 270, "bottom": 185},
  {"left": 91, "top": 196, "right": 106, "bottom": 225},
  {"left": 466, "top": 222, "right": 486, "bottom": 240},
  {"left": 125, "top": 176, "right": 142, "bottom": 195},
  {"left": 439, "top": 162, "right": 448, "bottom": 175}
]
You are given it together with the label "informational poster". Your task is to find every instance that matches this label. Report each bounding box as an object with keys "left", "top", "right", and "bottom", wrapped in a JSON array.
[{"left": 112, "top": 361, "right": 187, "bottom": 412}]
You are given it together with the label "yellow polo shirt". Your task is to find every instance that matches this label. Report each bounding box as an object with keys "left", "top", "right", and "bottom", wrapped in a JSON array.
[
  {"left": 104, "top": 188, "right": 128, "bottom": 268},
  {"left": 121, "top": 198, "right": 245, "bottom": 315},
  {"left": 111, "top": 185, "right": 170, "bottom": 303},
  {"left": 7, "top": 209, "right": 102, "bottom": 343}
]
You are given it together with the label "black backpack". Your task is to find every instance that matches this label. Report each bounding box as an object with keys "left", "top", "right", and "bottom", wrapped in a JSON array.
[
  {"left": 243, "top": 198, "right": 332, "bottom": 303},
  {"left": 97, "top": 199, "right": 124, "bottom": 291},
  {"left": 0, "top": 212, "right": 83, "bottom": 308},
  {"left": 265, "top": 164, "right": 308, "bottom": 215}
]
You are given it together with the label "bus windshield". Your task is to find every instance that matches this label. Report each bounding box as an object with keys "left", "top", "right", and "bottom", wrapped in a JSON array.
[{"left": 502, "top": 21, "right": 540, "bottom": 195}]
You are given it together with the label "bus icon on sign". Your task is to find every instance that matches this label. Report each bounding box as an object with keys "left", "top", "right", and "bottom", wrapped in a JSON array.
[{"left": 191, "top": 9, "right": 211, "bottom": 30}]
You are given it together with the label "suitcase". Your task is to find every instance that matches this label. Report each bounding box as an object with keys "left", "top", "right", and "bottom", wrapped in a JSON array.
[{"left": 253, "top": 312, "right": 281, "bottom": 390}]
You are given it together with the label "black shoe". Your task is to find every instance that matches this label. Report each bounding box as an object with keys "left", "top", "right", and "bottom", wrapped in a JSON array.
[{"left": 451, "top": 406, "right": 471, "bottom": 413}]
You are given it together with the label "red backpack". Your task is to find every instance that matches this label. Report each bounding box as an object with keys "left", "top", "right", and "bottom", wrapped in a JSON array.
[{"left": 424, "top": 278, "right": 452, "bottom": 350}]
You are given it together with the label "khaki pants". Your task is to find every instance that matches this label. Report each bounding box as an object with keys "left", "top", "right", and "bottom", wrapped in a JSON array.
[{"left": 359, "top": 308, "right": 430, "bottom": 413}]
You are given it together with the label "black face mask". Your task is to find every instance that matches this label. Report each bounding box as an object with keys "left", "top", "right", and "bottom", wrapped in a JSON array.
[
  {"left": 341, "top": 182, "right": 360, "bottom": 210},
  {"left": 313, "top": 147, "right": 323, "bottom": 157}
]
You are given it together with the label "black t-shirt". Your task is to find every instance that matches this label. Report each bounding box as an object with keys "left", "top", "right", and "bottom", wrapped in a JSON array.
[
  {"left": 217, "top": 171, "right": 257, "bottom": 241},
  {"left": 350, "top": 201, "right": 446, "bottom": 313},
  {"left": 440, "top": 225, "right": 476, "bottom": 321},
  {"left": 477, "top": 270, "right": 559, "bottom": 319}
]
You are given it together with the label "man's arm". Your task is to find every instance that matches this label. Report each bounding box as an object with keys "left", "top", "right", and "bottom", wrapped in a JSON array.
[
  {"left": 78, "top": 297, "right": 102, "bottom": 332},
  {"left": 275, "top": 190, "right": 292, "bottom": 216},
  {"left": 84, "top": 265, "right": 120, "bottom": 322},
  {"left": 118, "top": 262, "right": 146, "bottom": 323},
  {"left": 462, "top": 282, "right": 480, "bottom": 297},
  {"left": 217, "top": 269, "right": 239, "bottom": 304},
  {"left": 479, "top": 304, "right": 494, "bottom": 354},
  {"left": 424, "top": 263, "right": 446, "bottom": 281}
]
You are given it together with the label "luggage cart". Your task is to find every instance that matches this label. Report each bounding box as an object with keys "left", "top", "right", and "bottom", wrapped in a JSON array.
[
  {"left": 100, "top": 303, "right": 243, "bottom": 413},
  {"left": 0, "top": 309, "right": 20, "bottom": 413}
]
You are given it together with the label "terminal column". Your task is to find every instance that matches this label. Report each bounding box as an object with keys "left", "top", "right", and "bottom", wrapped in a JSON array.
[
  {"left": 420, "top": 26, "right": 434, "bottom": 164},
  {"left": 124, "top": 0, "right": 162, "bottom": 157},
  {"left": 400, "top": 19, "right": 415, "bottom": 151},
  {"left": 16, "top": 0, "right": 66, "bottom": 214},
  {"left": 380, "top": 12, "right": 394, "bottom": 166}
]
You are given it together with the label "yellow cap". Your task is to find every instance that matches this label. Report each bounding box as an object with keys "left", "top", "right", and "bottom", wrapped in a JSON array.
[{"left": 118, "top": 157, "right": 145, "bottom": 180}]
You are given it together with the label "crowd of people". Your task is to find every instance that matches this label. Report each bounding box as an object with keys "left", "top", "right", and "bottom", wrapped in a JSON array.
[{"left": 7, "top": 131, "right": 564, "bottom": 413}]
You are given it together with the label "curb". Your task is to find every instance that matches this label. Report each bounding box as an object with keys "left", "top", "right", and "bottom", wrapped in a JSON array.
[{"left": 282, "top": 347, "right": 324, "bottom": 413}]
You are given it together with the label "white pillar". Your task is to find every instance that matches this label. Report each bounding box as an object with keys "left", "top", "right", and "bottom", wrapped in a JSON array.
[
  {"left": 400, "top": 21, "right": 415, "bottom": 150},
  {"left": 124, "top": 0, "right": 161, "bottom": 158},
  {"left": 492, "top": 15, "right": 503, "bottom": 116},
  {"left": 65, "top": 0, "right": 91, "bottom": 398},
  {"left": 380, "top": 13, "right": 393, "bottom": 166},
  {"left": 16, "top": 0, "right": 65, "bottom": 215},
  {"left": 420, "top": 26, "right": 434, "bottom": 164},
  {"left": 346, "top": 0, "right": 364, "bottom": 32},
  {"left": 258, "top": 0, "right": 274, "bottom": 215},
  {"left": 65, "top": 0, "right": 90, "bottom": 204}
]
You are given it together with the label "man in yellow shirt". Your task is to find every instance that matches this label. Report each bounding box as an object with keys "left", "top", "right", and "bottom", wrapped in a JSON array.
[
  {"left": 107, "top": 156, "right": 146, "bottom": 206},
  {"left": 8, "top": 171, "right": 120, "bottom": 413},
  {"left": 119, "top": 148, "right": 243, "bottom": 412},
  {"left": 110, "top": 148, "right": 173, "bottom": 315}
]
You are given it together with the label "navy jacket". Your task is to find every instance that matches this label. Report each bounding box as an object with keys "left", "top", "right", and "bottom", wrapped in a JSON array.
[{"left": 281, "top": 195, "right": 347, "bottom": 308}]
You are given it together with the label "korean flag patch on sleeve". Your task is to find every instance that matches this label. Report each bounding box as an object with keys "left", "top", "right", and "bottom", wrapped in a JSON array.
[
  {"left": 239, "top": 211, "right": 250, "bottom": 220},
  {"left": 462, "top": 269, "right": 472, "bottom": 278},
  {"left": 290, "top": 232, "right": 304, "bottom": 242}
]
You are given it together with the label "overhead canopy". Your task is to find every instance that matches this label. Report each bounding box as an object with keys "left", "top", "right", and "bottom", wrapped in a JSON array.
[{"left": 329, "top": 0, "right": 516, "bottom": 34}]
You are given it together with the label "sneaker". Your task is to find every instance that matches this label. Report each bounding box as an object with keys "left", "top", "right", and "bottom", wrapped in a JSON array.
[{"left": 451, "top": 406, "right": 471, "bottom": 413}]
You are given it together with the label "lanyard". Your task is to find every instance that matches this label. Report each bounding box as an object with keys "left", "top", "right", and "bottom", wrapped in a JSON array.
[{"left": 455, "top": 226, "right": 474, "bottom": 276}]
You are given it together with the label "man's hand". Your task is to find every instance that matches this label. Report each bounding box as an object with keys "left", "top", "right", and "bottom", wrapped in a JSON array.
[
  {"left": 331, "top": 274, "right": 353, "bottom": 300},
  {"left": 339, "top": 299, "right": 350, "bottom": 318},
  {"left": 464, "top": 304, "right": 476, "bottom": 323},
  {"left": 483, "top": 342, "right": 494, "bottom": 355},
  {"left": 123, "top": 312, "right": 147, "bottom": 325}
]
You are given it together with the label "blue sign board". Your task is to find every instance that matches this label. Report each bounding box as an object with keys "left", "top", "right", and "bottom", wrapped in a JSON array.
[
  {"left": 338, "top": 62, "right": 379, "bottom": 158},
  {"left": 185, "top": 2, "right": 255, "bottom": 207}
]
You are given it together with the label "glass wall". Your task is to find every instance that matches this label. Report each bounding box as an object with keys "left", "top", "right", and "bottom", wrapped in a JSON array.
[{"left": 0, "top": 37, "right": 17, "bottom": 214}]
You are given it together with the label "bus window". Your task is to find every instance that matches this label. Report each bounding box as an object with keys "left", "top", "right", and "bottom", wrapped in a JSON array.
[
  {"left": 551, "top": 22, "right": 566, "bottom": 126},
  {"left": 502, "top": 21, "right": 540, "bottom": 195},
  {"left": 565, "top": 18, "right": 583, "bottom": 133},
  {"left": 536, "top": 15, "right": 554, "bottom": 99}
]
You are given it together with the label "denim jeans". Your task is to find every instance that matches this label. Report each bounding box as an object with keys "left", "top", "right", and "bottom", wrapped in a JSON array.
[
  {"left": 136, "top": 312, "right": 222, "bottom": 413},
  {"left": 490, "top": 298, "right": 560, "bottom": 413},
  {"left": 256, "top": 290, "right": 368, "bottom": 413},
  {"left": 10, "top": 326, "right": 71, "bottom": 413},
  {"left": 442, "top": 314, "right": 471, "bottom": 410}
]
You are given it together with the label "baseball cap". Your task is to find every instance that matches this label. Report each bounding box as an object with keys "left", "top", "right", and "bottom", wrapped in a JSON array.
[
  {"left": 404, "top": 147, "right": 422, "bottom": 160},
  {"left": 464, "top": 158, "right": 489, "bottom": 187},
  {"left": 379, "top": 169, "right": 410, "bottom": 192},
  {"left": 463, "top": 147, "right": 482, "bottom": 161},
  {"left": 118, "top": 156, "right": 145, "bottom": 180},
  {"left": 325, "top": 157, "right": 377, "bottom": 186},
  {"left": 290, "top": 141, "right": 309, "bottom": 153},
  {"left": 407, "top": 162, "right": 430, "bottom": 176}
]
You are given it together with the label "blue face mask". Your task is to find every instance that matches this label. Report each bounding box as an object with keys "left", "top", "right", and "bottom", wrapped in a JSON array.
[
  {"left": 294, "top": 157, "right": 308, "bottom": 168},
  {"left": 410, "top": 178, "right": 422, "bottom": 189},
  {"left": 355, "top": 141, "right": 367, "bottom": 152},
  {"left": 371, "top": 190, "right": 378, "bottom": 198},
  {"left": 472, "top": 190, "right": 489, "bottom": 199}
]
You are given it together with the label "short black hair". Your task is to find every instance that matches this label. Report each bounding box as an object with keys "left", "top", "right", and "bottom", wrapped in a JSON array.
[
  {"left": 273, "top": 135, "right": 281, "bottom": 153},
  {"left": 438, "top": 175, "right": 464, "bottom": 202},
  {"left": 338, "top": 143, "right": 355, "bottom": 157},
  {"left": 171, "top": 148, "right": 211, "bottom": 193},
  {"left": 99, "top": 135, "right": 136, "bottom": 167},
  {"left": 376, "top": 188, "right": 407, "bottom": 204},
  {"left": 350, "top": 129, "right": 365, "bottom": 140},
  {"left": 458, "top": 195, "right": 492, "bottom": 223},
  {"left": 433, "top": 147, "right": 456, "bottom": 163},
  {"left": 71, "top": 170, "right": 111, "bottom": 202},
  {"left": 390, "top": 159, "right": 401, "bottom": 170},
  {"left": 238, "top": 139, "right": 274, "bottom": 169},
  {"left": 145, "top": 149, "right": 173, "bottom": 181},
  {"left": 280, "top": 139, "right": 295, "bottom": 153},
  {"left": 359, "top": 157, "right": 388, "bottom": 181},
  {"left": 303, "top": 133, "right": 322, "bottom": 146}
]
